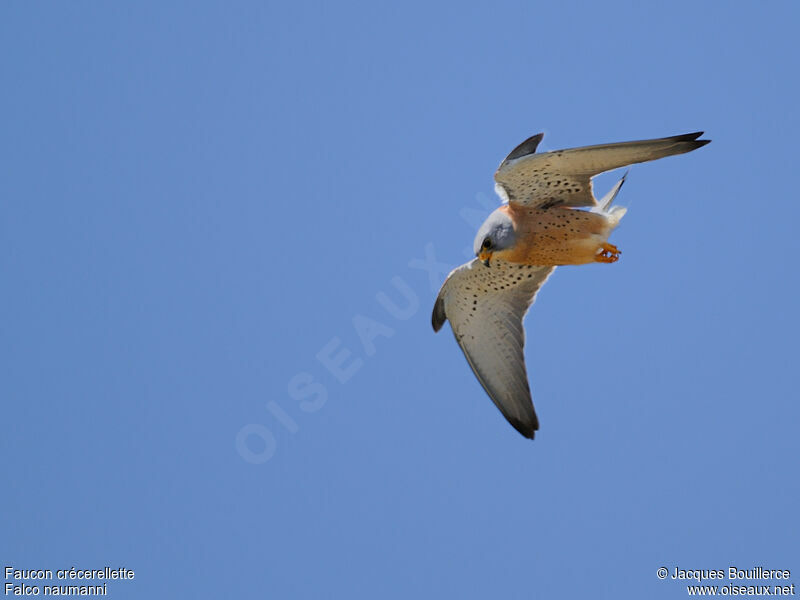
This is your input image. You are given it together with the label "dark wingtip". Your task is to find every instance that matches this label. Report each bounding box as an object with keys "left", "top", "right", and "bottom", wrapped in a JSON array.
[
  {"left": 431, "top": 297, "right": 446, "bottom": 332},
  {"left": 507, "top": 413, "right": 539, "bottom": 440},
  {"left": 675, "top": 131, "right": 704, "bottom": 141},
  {"left": 510, "top": 419, "right": 537, "bottom": 439},
  {"left": 674, "top": 131, "right": 711, "bottom": 149},
  {"left": 504, "top": 133, "right": 545, "bottom": 163},
  {"left": 683, "top": 139, "right": 711, "bottom": 154}
]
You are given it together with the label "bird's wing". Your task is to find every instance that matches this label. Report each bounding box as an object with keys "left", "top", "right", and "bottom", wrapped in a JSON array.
[
  {"left": 494, "top": 131, "right": 710, "bottom": 209},
  {"left": 432, "top": 258, "right": 555, "bottom": 438}
]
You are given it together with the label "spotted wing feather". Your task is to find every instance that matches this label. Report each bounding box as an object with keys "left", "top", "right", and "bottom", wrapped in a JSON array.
[
  {"left": 494, "top": 131, "right": 710, "bottom": 209},
  {"left": 432, "top": 259, "right": 555, "bottom": 438}
]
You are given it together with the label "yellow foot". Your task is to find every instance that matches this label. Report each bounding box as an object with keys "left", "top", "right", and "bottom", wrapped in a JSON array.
[{"left": 595, "top": 242, "right": 621, "bottom": 263}]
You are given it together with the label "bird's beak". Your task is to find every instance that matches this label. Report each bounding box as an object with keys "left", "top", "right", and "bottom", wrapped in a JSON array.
[{"left": 478, "top": 250, "right": 492, "bottom": 267}]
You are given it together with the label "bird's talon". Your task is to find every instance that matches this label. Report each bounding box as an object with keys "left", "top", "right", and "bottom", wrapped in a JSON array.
[{"left": 595, "top": 243, "right": 620, "bottom": 263}]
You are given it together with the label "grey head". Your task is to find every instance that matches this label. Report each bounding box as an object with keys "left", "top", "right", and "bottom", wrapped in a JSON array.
[{"left": 473, "top": 207, "right": 516, "bottom": 266}]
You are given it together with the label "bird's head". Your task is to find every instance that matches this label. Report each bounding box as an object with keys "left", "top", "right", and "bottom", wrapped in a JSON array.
[{"left": 474, "top": 207, "right": 516, "bottom": 267}]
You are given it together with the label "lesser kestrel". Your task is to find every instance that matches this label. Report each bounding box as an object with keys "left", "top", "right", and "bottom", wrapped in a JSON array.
[{"left": 432, "top": 132, "right": 710, "bottom": 438}]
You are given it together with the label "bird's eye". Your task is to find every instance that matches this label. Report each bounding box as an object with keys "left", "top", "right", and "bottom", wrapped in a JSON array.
[{"left": 482, "top": 238, "right": 492, "bottom": 250}]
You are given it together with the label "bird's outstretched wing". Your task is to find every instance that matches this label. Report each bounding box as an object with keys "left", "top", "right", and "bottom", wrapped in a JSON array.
[
  {"left": 432, "top": 259, "right": 555, "bottom": 438},
  {"left": 494, "top": 131, "right": 710, "bottom": 209}
]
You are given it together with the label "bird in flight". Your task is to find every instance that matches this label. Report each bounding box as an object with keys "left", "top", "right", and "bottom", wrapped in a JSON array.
[{"left": 432, "top": 131, "right": 710, "bottom": 438}]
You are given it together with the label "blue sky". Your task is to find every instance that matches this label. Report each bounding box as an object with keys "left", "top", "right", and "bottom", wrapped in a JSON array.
[{"left": 2, "top": 2, "right": 798, "bottom": 598}]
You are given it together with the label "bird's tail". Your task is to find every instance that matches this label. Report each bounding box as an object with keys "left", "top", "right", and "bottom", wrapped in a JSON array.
[{"left": 592, "top": 171, "right": 628, "bottom": 228}]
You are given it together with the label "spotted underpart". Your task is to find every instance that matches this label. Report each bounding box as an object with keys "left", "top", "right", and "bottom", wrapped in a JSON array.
[
  {"left": 432, "top": 258, "right": 555, "bottom": 439},
  {"left": 497, "top": 205, "right": 613, "bottom": 266}
]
